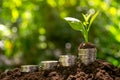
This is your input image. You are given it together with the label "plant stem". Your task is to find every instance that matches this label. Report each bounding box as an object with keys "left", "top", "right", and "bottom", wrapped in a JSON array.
[{"left": 84, "top": 31, "right": 88, "bottom": 42}]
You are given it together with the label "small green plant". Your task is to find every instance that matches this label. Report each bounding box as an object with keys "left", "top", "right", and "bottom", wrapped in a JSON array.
[{"left": 64, "top": 9, "right": 99, "bottom": 42}]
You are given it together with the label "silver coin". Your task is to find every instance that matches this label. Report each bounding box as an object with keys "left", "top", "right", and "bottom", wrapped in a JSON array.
[
  {"left": 21, "top": 65, "right": 38, "bottom": 72},
  {"left": 59, "top": 55, "right": 76, "bottom": 66},
  {"left": 41, "top": 61, "right": 58, "bottom": 70},
  {"left": 78, "top": 48, "right": 97, "bottom": 65}
]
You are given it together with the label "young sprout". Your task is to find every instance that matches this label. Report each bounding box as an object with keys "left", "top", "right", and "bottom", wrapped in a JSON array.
[{"left": 64, "top": 9, "right": 99, "bottom": 42}]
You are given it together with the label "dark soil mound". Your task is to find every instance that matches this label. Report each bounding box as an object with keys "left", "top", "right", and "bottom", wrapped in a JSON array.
[
  {"left": 79, "top": 42, "right": 96, "bottom": 49},
  {"left": 0, "top": 60, "right": 120, "bottom": 80}
]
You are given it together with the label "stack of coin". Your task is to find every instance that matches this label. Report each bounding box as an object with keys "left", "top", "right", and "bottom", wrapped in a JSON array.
[
  {"left": 41, "top": 61, "right": 58, "bottom": 70},
  {"left": 78, "top": 48, "right": 96, "bottom": 65},
  {"left": 59, "top": 55, "right": 76, "bottom": 66},
  {"left": 21, "top": 65, "right": 39, "bottom": 72}
]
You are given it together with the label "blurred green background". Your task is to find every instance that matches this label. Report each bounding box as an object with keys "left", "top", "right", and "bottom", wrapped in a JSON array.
[{"left": 0, "top": 0, "right": 120, "bottom": 70}]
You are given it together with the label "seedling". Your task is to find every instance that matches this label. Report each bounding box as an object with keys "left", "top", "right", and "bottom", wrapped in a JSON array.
[
  {"left": 64, "top": 9, "right": 99, "bottom": 65},
  {"left": 64, "top": 9, "right": 99, "bottom": 42}
]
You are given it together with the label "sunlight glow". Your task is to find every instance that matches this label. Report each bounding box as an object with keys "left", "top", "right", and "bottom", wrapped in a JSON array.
[
  {"left": 0, "top": 24, "right": 5, "bottom": 31},
  {"left": 39, "top": 28, "right": 46, "bottom": 35},
  {"left": 22, "top": 11, "right": 32, "bottom": 20},
  {"left": 47, "top": 0, "right": 56, "bottom": 7},
  {"left": 0, "top": 24, "right": 11, "bottom": 36},
  {"left": 12, "top": 9, "right": 19, "bottom": 22},
  {"left": 109, "top": 7, "right": 116, "bottom": 16}
]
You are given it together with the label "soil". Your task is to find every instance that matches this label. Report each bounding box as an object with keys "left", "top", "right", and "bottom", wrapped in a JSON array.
[
  {"left": 0, "top": 59, "right": 120, "bottom": 80},
  {"left": 79, "top": 42, "right": 96, "bottom": 49}
]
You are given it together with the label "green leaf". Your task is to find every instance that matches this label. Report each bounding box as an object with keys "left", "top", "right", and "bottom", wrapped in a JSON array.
[
  {"left": 82, "top": 13, "right": 91, "bottom": 22},
  {"left": 88, "top": 11, "right": 99, "bottom": 31},
  {"left": 64, "top": 17, "right": 84, "bottom": 32}
]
